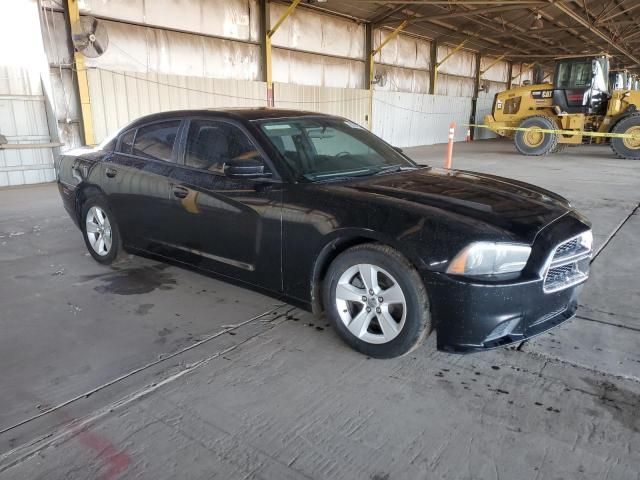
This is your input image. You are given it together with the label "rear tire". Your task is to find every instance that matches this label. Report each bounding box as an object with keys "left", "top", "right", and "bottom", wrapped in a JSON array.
[
  {"left": 514, "top": 116, "right": 559, "bottom": 156},
  {"left": 323, "top": 244, "right": 432, "bottom": 358},
  {"left": 81, "top": 194, "right": 124, "bottom": 265},
  {"left": 610, "top": 114, "right": 640, "bottom": 159}
]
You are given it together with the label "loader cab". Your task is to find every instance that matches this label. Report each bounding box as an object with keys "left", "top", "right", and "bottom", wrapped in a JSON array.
[
  {"left": 609, "top": 71, "right": 627, "bottom": 92},
  {"left": 553, "top": 56, "right": 609, "bottom": 115}
]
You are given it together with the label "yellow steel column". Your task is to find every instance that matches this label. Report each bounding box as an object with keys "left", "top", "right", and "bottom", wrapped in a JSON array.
[
  {"left": 66, "top": 0, "right": 95, "bottom": 145},
  {"left": 266, "top": 0, "right": 301, "bottom": 107},
  {"left": 368, "top": 20, "right": 408, "bottom": 130}
]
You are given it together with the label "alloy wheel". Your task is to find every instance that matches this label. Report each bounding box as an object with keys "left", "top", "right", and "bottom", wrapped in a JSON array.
[
  {"left": 335, "top": 264, "right": 407, "bottom": 344},
  {"left": 85, "top": 206, "right": 112, "bottom": 256}
]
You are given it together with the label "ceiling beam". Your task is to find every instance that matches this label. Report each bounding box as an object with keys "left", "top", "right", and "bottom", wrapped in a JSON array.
[
  {"left": 349, "top": 1, "right": 549, "bottom": 4},
  {"left": 554, "top": 2, "right": 640, "bottom": 67},
  {"left": 408, "top": 4, "right": 535, "bottom": 23}
]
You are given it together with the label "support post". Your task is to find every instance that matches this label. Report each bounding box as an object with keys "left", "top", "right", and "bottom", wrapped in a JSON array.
[
  {"left": 471, "top": 52, "right": 482, "bottom": 140},
  {"left": 265, "top": 0, "right": 301, "bottom": 107},
  {"left": 65, "top": 0, "right": 94, "bottom": 146},
  {"left": 506, "top": 61, "right": 513, "bottom": 90},
  {"left": 367, "top": 20, "right": 408, "bottom": 130},
  {"left": 259, "top": 0, "right": 269, "bottom": 84},
  {"left": 429, "top": 40, "right": 437, "bottom": 95},
  {"left": 365, "top": 23, "right": 373, "bottom": 127}
]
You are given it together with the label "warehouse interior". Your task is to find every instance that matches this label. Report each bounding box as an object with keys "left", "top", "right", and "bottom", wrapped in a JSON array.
[{"left": 1, "top": 0, "right": 639, "bottom": 478}]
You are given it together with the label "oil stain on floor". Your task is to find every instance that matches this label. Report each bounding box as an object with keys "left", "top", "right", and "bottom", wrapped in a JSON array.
[{"left": 93, "top": 264, "right": 176, "bottom": 295}]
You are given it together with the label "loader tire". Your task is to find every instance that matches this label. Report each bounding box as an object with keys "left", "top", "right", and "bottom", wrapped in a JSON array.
[
  {"left": 514, "top": 116, "right": 559, "bottom": 156},
  {"left": 610, "top": 114, "right": 640, "bottom": 160}
]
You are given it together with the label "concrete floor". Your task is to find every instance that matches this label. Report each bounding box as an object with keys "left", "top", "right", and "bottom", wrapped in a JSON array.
[{"left": 0, "top": 139, "right": 638, "bottom": 480}]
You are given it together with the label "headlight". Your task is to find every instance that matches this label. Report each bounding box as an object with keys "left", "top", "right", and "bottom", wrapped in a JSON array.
[
  {"left": 579, "top": 230, "right": 593, "bottom": 251},
  {"left": 447, "top": 242, "right": 531, "bottom": 276}
]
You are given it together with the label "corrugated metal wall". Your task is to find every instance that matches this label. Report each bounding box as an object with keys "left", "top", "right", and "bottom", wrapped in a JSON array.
[
  {"left": 372, "top": 90, "right": 472, "bottom": 147},
  {"left": 274, "top": 83, "right": 368, "bottom": 126},
  {"left": 0, "top": 1, "right": 56, "bottom": 187},
  {"left": 87, "top": 69, "right": 267, "bottom": 142}
]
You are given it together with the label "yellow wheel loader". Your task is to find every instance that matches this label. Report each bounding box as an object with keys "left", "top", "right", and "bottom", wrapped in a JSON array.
[{"left": 484, "top": 56, "right": 640, "bottom": 159}]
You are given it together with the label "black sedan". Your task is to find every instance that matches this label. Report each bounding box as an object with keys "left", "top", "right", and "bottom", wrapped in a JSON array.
[{"left": 56, "top": 109, "right": 592, "bottom": 358}]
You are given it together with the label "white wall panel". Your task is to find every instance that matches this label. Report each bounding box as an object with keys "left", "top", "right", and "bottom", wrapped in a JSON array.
[
  {"left": 75, "top": 0, "right": 260, "bottom": 42},
  {"left": 272, "top": 48, "right": 365, "bottom": 89},
  {"left": 270, "top": 3, "right": 364, "bottom": 60},
  {"left": 84, "top": 20, "right": 261, "bottom": 81},
  {"left": 374, "top": 30, "right": 429, "bottom": 70},
  {"left": 436, "top": 74, "right": 475, "bottom": 97},
  {"left": 372, "top": 90, "right": 472, "bottom": 147},
  {"left": 436, "top": 46, "right": 476, "bottom": 77},
  {"left": 274, "top": 83, "right": 368, "bottom": 127},
  {"left": 480, "top": 57, "right": 509, "bottom": 83},
  {"left": 373, "top": 64, "right": 429, "bottom": 94},
  {"left": 87, "top": 69, "right": 267, "bottom": 142},
  {"left": 0, "top": 0, "right": 56, "bottom": 187}
]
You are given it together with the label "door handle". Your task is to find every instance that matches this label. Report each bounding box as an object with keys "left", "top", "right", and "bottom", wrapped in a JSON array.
[
  {"left": 105, "top": 167, "right": 117, "bottom": 178},
  {"left": 172, "top": 185, "right": 189, "bottom": 199}
]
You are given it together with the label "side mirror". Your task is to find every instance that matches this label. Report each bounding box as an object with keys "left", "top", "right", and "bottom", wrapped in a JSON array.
[{"left": 224, "top": 157, "right": 271, "bottom": 179}]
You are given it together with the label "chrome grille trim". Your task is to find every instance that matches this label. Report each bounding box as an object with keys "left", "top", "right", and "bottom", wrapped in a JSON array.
[{"left": 543, "top": 231, "right": 592, "bottom": 294}]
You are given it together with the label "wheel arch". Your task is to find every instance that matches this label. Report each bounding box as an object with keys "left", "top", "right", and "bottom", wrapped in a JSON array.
[
  {"left": 74, "top": 183, "right": 107, "bottom": 225},
  {"left": 309, "top": 230, "right": 422, "bottom": 316}
]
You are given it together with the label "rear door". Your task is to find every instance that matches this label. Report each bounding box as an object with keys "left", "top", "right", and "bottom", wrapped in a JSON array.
[
  {"left": 101, "top": 119, "right": 183, "bottom": 249},
  {"left": 164, "top": 117, "right": 283, "bottom": 291}
]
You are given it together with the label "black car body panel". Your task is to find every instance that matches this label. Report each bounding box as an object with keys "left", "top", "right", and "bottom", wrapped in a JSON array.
[{"left": 56, "top": 109, "right": 591, "bottom": 352}]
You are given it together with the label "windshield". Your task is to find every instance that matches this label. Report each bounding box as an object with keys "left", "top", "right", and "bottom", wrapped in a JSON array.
[
  {"left": 555, "top": 60, "right": 593, "bottom": 89},
  {"left": 256, "top": 117, "right": 416, "bottom": 181}
]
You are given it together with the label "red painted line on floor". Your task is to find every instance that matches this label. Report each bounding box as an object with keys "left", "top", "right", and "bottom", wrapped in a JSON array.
[{"left": 74, "top": 427, "right": 131, "bottom": 480}]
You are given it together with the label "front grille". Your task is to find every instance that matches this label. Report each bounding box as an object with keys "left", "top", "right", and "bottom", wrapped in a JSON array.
[
  {"left": 543, "top": 232, "right": 592, "bottom": 293},
  {"left": 554, "top": 238, "right": 579, "bottom": 258}
]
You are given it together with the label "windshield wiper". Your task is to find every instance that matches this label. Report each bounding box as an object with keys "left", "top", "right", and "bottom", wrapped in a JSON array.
[{"left": 370, "top": 164, "right": 417, "bottom": 176}]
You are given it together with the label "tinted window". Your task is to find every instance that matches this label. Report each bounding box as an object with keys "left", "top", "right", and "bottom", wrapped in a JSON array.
[
  {"left": 185, "top": 120, "right": 258, "bottom": 173},
  {"left": 556, "top": 61, "right": 592, "bottom": 89},
  {"left": 119, "top": 129, "right": 135, "bottom": 154},
  {"left": 132, "top": 120, "right": 180, "bottom": 162}
]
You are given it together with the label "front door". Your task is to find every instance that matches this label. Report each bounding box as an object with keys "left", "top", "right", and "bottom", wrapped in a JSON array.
[{"left": 165, "top": 118, "right": 282, "bottom": 292}]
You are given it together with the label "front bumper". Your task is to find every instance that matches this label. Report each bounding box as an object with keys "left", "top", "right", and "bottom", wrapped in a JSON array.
[
  {"left": 425, "top": 210, "right": 590, "bottom": 353},
  {"left": 425, "top": 270, "right": 582, "bottom": 353}
]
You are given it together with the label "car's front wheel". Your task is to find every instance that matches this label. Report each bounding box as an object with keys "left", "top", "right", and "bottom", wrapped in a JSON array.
[
  {"left": 81, "top": 195, "right": 124, "bottom": 264},
  {"left": 323, "top": 244, "right": 432, "bottom": 358}
]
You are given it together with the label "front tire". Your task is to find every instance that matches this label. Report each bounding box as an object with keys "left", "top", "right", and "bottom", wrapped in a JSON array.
[
  {"left": 610, "top": 114, "right": 640, "bottom": 159},
  {"left": 323, "top": 244, "right": 432, "bottom": 358},
  {"left": 514, "top": 115, "right": 559, "bottom": 156},
  {"left": 81, "top": 194, "right": 124, "bottom": 265}
]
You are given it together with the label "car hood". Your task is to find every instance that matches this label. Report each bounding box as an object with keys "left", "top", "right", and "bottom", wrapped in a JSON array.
[{"left": 336, "top": 167, "right": 570, "bottom": 244}]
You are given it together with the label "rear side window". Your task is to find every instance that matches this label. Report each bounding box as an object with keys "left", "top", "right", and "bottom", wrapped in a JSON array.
[
  {"left": 132, "top": 120, "right": 181, "bottom": 162},
  {"left": 119, "top": 129, "right": 135, "bottom": 154}
]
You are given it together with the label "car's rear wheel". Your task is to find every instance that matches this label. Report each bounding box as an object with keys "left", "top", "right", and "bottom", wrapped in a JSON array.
[
  {"left": 81, "top": 195, "right": 124, "bottom": 264},
  {"left": 323, "top": 244, "right": 432, "bottom": 358}
]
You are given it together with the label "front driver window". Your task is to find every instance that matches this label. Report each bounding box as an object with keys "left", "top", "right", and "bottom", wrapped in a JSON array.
[{"left": 185, "top": 120, "right": 259, "bottom": 174}]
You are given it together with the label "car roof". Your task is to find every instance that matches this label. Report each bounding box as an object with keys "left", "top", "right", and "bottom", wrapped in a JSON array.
[{"left": 126, "top": 108, "right": 333, "bottom": 128}]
